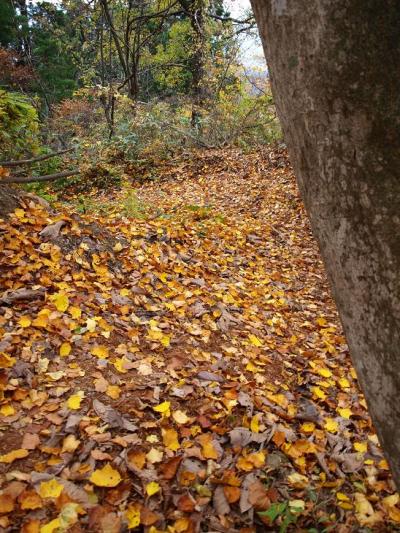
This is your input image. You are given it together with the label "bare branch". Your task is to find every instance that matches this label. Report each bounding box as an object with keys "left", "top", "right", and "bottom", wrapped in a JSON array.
[
  {"left": 0, "top": 148, "right": 74, "bottom": 168},
  {"left": 1, "top": 169, "right": 80, "bottom": 184}
]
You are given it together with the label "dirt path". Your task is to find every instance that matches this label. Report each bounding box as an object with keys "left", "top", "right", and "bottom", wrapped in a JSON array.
[{"left": 0, "top": 148, "right": 397, "bottom": 532}]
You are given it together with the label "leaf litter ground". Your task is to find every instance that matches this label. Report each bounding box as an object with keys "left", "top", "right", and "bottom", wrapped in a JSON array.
[{"left": 0, "top": 147, "right": 399, "bottom": 532}]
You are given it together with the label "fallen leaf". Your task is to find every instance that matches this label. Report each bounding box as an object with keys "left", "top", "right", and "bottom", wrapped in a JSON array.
[
  {"left": 162, "top": 428, "right": 180, "bottom": 451},
  {"left": 67, "top": 391, "right": 84, "bottom": 410},
  {"left": 145, "top": 481, "right": 160, "bottom": 497},
  {"left": 21, "top": 433, "right": 40, "bottom": 450},
  {"left": 172, "top": 410, "right": 189, "bottom": 424},
  {"left": 54, "top": 292, "right": 69, "bottom": 313},
  {"left": 90, "top": 464, "right": 122, "bottom": 487},
  {"left": 59, "top": 342, "right": 71, "bottom": 357},
  {"left": 39, "top": 479, "right": 64, "bottom": 499},
  {"left": 61, "top": 435, "right": 80, "bottom": 453},
  {"left": 146, "top": 448, "right": 163, "bottom": 464},
  {"left": 0, "top": 449, "right": 29, "bottom": 464},
  {"left": 125, "top": 503, "right": 141, "bottom": 529},
  {"left": 153, "top": 401, "right": 171, "bottom": 416}
]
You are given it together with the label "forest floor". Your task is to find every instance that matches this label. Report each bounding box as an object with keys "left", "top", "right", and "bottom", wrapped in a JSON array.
[{"left": 0, "top": 146, "right": 398, "bottom": 532}]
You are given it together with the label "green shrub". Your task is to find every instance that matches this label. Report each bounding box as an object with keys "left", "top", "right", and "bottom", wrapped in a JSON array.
[{"left": 0, "top": 90, "right": 39, "bottom": 159}]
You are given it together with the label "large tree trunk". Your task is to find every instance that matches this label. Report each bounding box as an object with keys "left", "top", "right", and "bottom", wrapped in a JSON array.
[{"left": 250, "top": 0, "right": 400, "bottom": 488}]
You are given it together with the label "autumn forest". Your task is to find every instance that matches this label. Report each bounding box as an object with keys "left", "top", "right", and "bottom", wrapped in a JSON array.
[{"left": 0, "top": 1, "right": 399, "bottom": 532}]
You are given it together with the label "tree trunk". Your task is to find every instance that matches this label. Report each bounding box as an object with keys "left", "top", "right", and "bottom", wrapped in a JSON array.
[
  {"left": 189, "top": 4, "right": 206, "bottom": 128},
  {"left": 250, "top": 0, "right": 400, "bottom": 488}
]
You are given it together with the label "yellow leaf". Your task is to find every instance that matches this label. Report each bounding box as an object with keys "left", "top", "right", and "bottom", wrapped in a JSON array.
[
  {"left": 113, "top": 357, "right": 128, "bottom": 373},
  {"left": 337, "top": 492, "right": 350, "bottom": 501},
  {"left": 61, "top": 435, "right": 80, "bottom": 453},
  {"left": 40, "top": 518, "right": 61, "bottom": 533},
  {"left": 300, "top": 422, "right": 315, "bottom": 433},
  {"left": 198, "top": 433, "right": 218, "bottom": 460},
  {"left": 0, "top": 404, "right": 15, "bottom": 416},
  {"left": 67, "top": 391, "right": 84, "bottom": 410},
  {"left": 172, "top": 410, "right": 189, "bottom": 425},
  {"left": 324, "top": 418, "right": 339, "bottom": 433},
  {"left": 0, "top": 448, "right": 29, "bottom": 463},
  {"left": 90, "top": 463, "right": 121, "bottom": 487},
  {"left": 147, "top": 329, "right": 170, "bottom": 347},
  {"left": 153, "top": 401, "right": 171, "bottom": 416},
  {"left": 354, "top": 442, "right": 368, "bottom": 453},
  {"left": 160, "top": 334, "right": 170, "bottom": 347},
  {"left": 113, "top": 242, "right": 123, "bottom": 252},
  {"left": 162, "top": 428, "right": 180, "bottom": 451},
  {"left": 128, "top": 450, "right": 146, "bottom": 470},
  {"left": 316, "top": 317, "right": 327, "bottom": 326},
  {"left": 318, "top": 368, "right": 332, "bottom": 378},
  {"left": 54, "top": 292, "right": 69, "bottom": 313},
  {"left": 245, "top": 361, "right": 259, "bottom": 373},
  {"left": 0, "top": 352, "right": 15, "bottom": 368},
  {"left": 39, "top": 479, "right": 64, "bottom": 498},
  {"left": 248, "top": 451, "right": 265, "bottom": 467},
  {"left": 69, "top": 306, "right": 81, "bottom": 319},
  {"left": 125, "top": 504, "right": 141, "bottom": 529},
  {"left": 382, "top": 494, "right": 399, "bottom": 508},
  {"left": 91, "top": 345, "right": 109, "bottom": 358},
  {"left": 289, "top": 499, "right": 305, "bottom": 513},
  {"left": 120, "top": 288, "right": 130, "bottom": 297},
  {"left": 60, "top": 342, "right": 71, "bottom": 357},
  {"left": 337, "top": 408, "right": 352, "bottom": 419},
  {"left": 267, "top": 393, "right": 288, "bottom": 409},
  {"left": 311, "top": 386, "right": 326, "bottom": 400},
  {"left": 338, "top": 377, "right": 350, "bottom": 389},
  {"left": 287, "top": 472, "right": 309, "bottom": 488},
  {"left": 388, "top": 506, "right": 400, "bottom": 523},
  {"left": 174, "top": 518, "right": 190, "bottom": 533},
  {"left": 250, "top": 414, "right": 260, "bottom": 433},
  {"left": 146, "top": 481, "right": 161, "bottom": 496},
  {"left": 14, "top": 208, "right": 25, "bottom": 218},
  {"left": 146, "top": 448, "right": 163, "bottom": 464},
  {"left": 19, "top": 316, "right": 32, "bottom": 328},
  {"left": 106, "top": 385, "right": 121, "bottom": 399},
  {"left": 86, "top": 318, "right": 96, "bottom": 332},
  {"left": 237, "top": 451, "right": 265, "bottom": 471},
  {"left": 248, "top": 334, "right": 263, "bottom": 347},
  {"left": 32, "top": 314, "right": 49, "bottom": 328}
]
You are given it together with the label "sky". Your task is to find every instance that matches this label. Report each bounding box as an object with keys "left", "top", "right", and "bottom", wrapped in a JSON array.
[{"left": 227, "top": 0, "right": 265, "bottom": 68}]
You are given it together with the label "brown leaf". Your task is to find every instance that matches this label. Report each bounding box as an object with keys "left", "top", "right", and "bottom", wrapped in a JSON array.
[
  {"left": 213, "top": 485, "right": 230, "bottom": 516},
  {"left": 0, "top": 494, "right": 14, "bottom": 513},
  {"left": 21, "top": 433, "right": 40, "bottom": 450},
  {"left": 21, "top": 519, "right": 40, "bottom": 533},
  {"left": 141, "top": 506, "right": 161, "bottom": 526},
  {"left": 160, "top": 455, "right": 182, "bottom": 480},
  {"left": 92, "top": 399, "right": 137, "bottom": 431},
  {"left": 177, "top": 494, "right": 196, "bottom": 512},
  {"left": 248, "top": 480, "right": 271, "bottom": 511},
  {"left": 223, "top": 486, "right": 241, "bottom": 504},
  {"left": 18, "top": 490, "right": 43, "bottom": 511},
  {"left": 91, "top": 449, "right": 113, "bottom": 461},
  {"left": 239, "top": 473, "right": 258, "bottom": 513}
]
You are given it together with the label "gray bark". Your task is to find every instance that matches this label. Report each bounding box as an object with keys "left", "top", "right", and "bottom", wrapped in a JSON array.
[{"left": 250, "top": 0, "right": 400, "bottom": 488}]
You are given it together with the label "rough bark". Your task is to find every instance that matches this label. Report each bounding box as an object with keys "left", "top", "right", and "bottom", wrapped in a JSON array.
[{"left": 250, "top": 0, "right": 400, "bottom": 488}]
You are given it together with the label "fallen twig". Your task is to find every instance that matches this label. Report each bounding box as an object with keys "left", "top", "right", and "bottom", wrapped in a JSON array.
[
  {"left": 0, "top": 287, "right": 46, "bottom": 305},
  {"left": 1, "top": 169, "right": 80, "bottom": 184},
  {"left": 0, "top": 148, "right": 74, "bottom": 168}
]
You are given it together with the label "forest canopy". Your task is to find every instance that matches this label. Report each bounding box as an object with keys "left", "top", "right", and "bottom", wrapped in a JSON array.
[{"left": 0, "top": 0, "right": 279, "bottom": 177}]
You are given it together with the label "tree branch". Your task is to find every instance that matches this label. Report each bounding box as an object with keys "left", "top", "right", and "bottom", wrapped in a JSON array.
[
  {"left": 0, "top": 148, "right": 74, "bottom": 168},
  {"left": 1, "top": 169, "right": 80, "bottom": 184}
]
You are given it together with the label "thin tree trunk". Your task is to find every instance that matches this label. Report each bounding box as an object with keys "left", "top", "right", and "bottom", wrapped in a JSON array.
[{"left": 250, "top": 0, "right": 400, "bottom": 488}]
